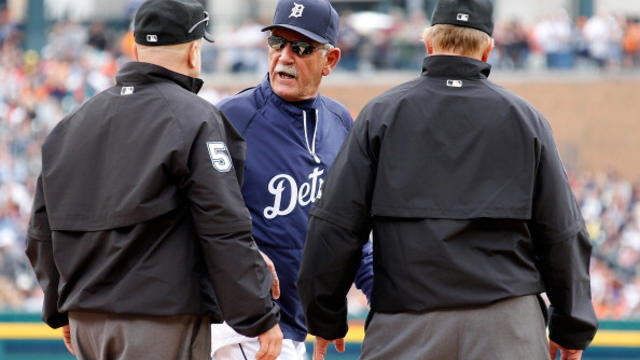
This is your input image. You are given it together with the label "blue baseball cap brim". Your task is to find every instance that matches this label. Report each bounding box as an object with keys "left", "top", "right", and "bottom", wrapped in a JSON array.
[{"left": 261, "top": 24, "right": 329, "bottom": 45}]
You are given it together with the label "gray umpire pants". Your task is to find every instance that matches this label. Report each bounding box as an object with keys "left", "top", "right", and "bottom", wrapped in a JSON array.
[
  {"left": 360, "top": 295, "right": 549, "bottom": 360},
  {"left": 69, "top": 312, "right": 211, "bottom": 360}
]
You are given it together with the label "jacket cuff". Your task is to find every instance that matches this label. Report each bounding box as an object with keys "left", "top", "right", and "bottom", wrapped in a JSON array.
[
  {"left": 45, "top": 312, "right": 69, "bottom": 329},
  {"left": 228, "top": 303, "right": 281, "bottom": 338},
  {"left": 548, "top": 310, "right": 598, "bottom": 349}
]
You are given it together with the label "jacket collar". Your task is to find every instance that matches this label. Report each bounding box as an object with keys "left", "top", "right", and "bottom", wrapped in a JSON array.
[
  {"left": 256, "top": 75, "right": 324, "bottom": 163},
  {"left": 116, "top": 62, "right": 204, "bottom": 94},
  {"left": 257, "top": 74, "right": 320, "bottom": 115},
  {"left": 422, "top": 55, "right": 492, "bottom": 79}
]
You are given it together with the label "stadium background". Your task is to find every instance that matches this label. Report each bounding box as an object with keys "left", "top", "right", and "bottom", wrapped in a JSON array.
[{"left": 1, "top": 0, "right": 640, "bottom": 358}]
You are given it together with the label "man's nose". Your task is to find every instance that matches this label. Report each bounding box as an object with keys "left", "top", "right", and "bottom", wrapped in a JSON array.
[{"left": 278, "top": 43, "right": 296, "bottom": 63}]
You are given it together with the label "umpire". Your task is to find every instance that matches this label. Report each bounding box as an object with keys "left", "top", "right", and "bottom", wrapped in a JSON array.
[
  {"left": 298, "top": 0, "right": 598, "bottom": 359},
  {"left": 25, "top": 0, "right": 282, "bottom": 359}
]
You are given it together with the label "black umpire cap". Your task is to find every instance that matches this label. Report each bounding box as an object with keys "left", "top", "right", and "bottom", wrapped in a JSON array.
[
  {"left": 431, "top": 0, "right": 494, "bottom": 36},
  {"left": 134, "top": 0, "right": 215, "bottom": 46}
]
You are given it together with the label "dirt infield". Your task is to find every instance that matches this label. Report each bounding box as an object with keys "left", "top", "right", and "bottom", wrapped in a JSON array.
[{"left": 320, "top": 76, "right": 640, "bottom": 180}]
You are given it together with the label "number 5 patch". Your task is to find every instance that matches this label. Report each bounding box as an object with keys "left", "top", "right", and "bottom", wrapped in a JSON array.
[{"left": 207, "top": 142, "right": 232, "bottom": 172}]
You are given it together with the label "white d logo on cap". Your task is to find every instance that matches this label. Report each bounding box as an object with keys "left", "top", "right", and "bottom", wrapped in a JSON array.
[
  {"left": 146, "top": 34, "right": 158, "bottom": 42},
  {"left": 289, "top": 3, "right": 305, "bottom": 18}
]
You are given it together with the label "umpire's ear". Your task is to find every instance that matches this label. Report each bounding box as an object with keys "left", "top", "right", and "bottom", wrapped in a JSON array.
[
  {"left": 423, "top": 27, "right": 434, "bottom": 55},
  {"left": 133, "top": 43, "right": 140, "bottom": 61},
  {"left": 322, "top": 47, "right": 341, "bottom": 77},
  {"left": 425, "top": 38, "right": 434, "bottom": 55},
  {"left": 481, "top": 38, "right": 495, "bottom": 63},
  {"left": 188, "top": 40, "right": 201, "bottom": 69}
]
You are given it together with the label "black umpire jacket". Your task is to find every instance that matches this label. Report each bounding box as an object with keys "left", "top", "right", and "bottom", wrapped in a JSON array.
[
  {"left": 298, "top": 55, "right": 598, "bottom": 349},
  {"left": 26, "top": 62, "right": 279, "bottom": 337}
]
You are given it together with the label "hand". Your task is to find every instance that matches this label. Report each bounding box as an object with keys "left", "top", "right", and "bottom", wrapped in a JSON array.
[
  {"left": 260, "top": 250, "right": 280, "bottom": 299},
  {"left": 313, "top": 336, "right": 345, "bottom": 360},
  {"left": 549, "top": 340, "right": 583, "bottom": 360},
  {"left": 256, "top": 323, "right": 283, "bottom": 360},
  {"left": 62, "top": 324, "right": 76, "bottom": 355}
]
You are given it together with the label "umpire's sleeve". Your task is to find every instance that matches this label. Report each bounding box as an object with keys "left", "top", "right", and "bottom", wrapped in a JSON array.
[
  {"left": 25, "top": 175, "right": 68, "bottom": 329},
  {"left": 179, "top": 111, "right": 279, "bottom": 338},
  {"left": 298, "top": 111, "right": 376, "bottom": 340},
  {"left": 528, "top": 117, "right": 598, "bottom": 350}
]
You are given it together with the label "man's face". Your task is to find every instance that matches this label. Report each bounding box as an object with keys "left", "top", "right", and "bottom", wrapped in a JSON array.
[{"left": 268, "top": 28, "right": 329, "bottom": 102}]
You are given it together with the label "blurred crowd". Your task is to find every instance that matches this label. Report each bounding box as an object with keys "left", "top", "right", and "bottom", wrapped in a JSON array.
[
  {"left": 0, "top": 21, "right": 118, "bottom": 312},
  {"left": 0, "top": 7, "right": 639, "bottom": 319},
  {"left": 211, "top": 10, "right": 640, "bottom": 73},
  {"left": 5, "top": 6, "right": 640, "bottom": 74},
  {"left": 573, "top": 171, "right": 640, "bottom": 319},
  {"left": 493, "top": 11, "right": 640, "bottom": 71}
]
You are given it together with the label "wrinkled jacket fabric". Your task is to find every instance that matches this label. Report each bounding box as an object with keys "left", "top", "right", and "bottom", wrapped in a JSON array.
[
  {"left": 299, "top": 56, "right": 598, "bottom": 350},
  {"left": 26, "top": 62, "right": 279, "bottom": 337}
]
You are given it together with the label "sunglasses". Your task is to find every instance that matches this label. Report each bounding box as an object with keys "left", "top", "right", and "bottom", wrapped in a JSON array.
[{"left": 267, "top": 35, "right": 331, "bottom": 56}]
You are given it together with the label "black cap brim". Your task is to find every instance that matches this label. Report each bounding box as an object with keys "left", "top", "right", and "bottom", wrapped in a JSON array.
[
  {"left": 203, "top": 31, "right": 215, "bottom": 43},
  {"left": 261, "top": 24, "right": 328, "bottom": 44}
]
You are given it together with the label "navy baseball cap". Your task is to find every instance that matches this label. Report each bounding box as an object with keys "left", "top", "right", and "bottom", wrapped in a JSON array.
[
  {"left": 261, "top": 0, "right": 340, "bottom": 46},
  {"left": 431, "top": 0, "right": 494, "bottom": 36},
  {"left": 134, "top": 0, "right": 214, "bottom": 46}
]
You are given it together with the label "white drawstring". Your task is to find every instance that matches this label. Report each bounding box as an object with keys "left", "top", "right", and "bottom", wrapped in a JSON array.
[{"left": 303, "top": 110, "right": 321, "bottom": 164}]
